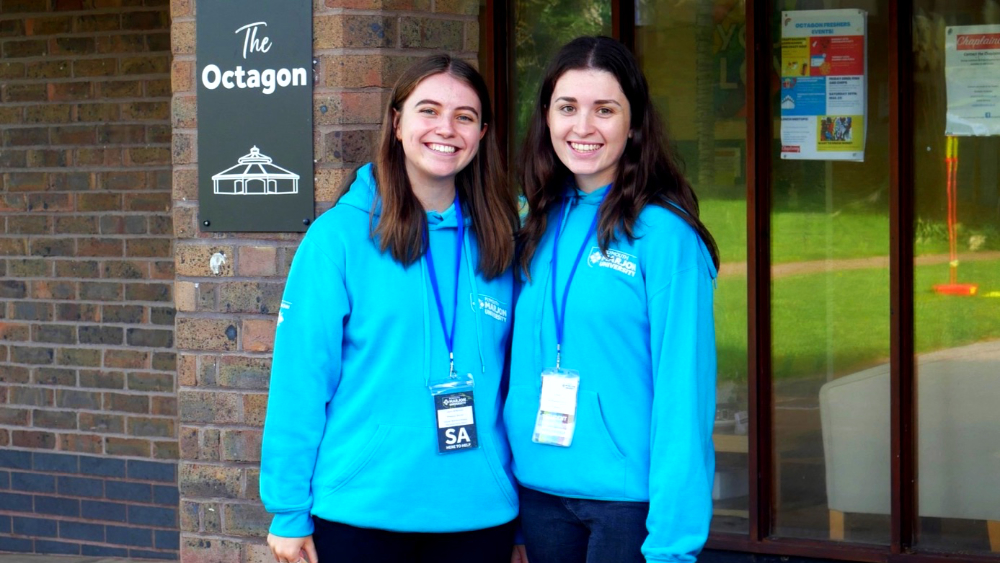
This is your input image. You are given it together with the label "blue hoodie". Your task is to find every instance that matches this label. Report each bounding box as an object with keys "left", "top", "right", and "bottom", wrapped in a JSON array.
[
  {"left": 262, "top": 163, "right": 518, "bottom": 537},
  {"left": 503, "top": 184, "right": 717, "bottom": 562}
]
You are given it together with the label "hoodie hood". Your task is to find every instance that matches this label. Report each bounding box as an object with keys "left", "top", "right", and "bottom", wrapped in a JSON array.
[
  {"left": 557, "top": 180, "right": 716, "bottom": 279},
  {"left": 338, "top": 163, "right": 381, "bottom": 215},
  {"left": 563, "top": 181, "right": 612, "bottom": 206},
  {"left": 338, "top": 162, "right": 464, "bottom": 231}
]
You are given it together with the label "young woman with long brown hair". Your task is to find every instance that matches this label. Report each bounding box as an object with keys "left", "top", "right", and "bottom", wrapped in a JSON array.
[
  {"left": 261, "top": 54, "right": 520, "bottom": 563},
  {"left": 504, "top": 36, "right": 720, "bottom": 563}
]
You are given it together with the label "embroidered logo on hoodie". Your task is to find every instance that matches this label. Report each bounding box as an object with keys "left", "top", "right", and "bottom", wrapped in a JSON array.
[
  {"left": 587, "top": 247, "right": 637, "bottom": 277},
  {"left": 471, "top": 294, "right": 508, "bottom": 323},
  {"left": 278, "top": 300, "right": 291, "bottom": 326}
]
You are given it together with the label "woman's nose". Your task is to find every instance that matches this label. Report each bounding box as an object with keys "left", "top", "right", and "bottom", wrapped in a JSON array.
[
  {"left": 571, "top": 113, "right": 594, "bottom": 135},
  {"left": 436, "top": 118, "right": 456, "bottom": 136}
]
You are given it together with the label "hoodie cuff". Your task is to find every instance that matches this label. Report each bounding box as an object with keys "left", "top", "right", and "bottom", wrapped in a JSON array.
[{"left": 268, "top": 511, "right": 314, "bottom": 538}]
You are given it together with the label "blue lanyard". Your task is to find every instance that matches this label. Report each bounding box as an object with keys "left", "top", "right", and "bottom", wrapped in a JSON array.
[
  {"left": 550, "top": 193, "right": 601, "bottom": 369},
  {"left": 423, "top": 193, "right": 464, "bottom": 377}
]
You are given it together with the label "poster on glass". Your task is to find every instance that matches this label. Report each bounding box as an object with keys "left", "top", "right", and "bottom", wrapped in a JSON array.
[
  {"left": 779, "top": 9, "right": 867, "bottom": 162},
  {"left": 945, "top": 25, "right": 1000, "bottom": 136}
]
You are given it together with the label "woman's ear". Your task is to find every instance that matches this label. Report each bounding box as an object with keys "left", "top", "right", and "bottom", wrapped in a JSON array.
[{"left": 393, "top": 109, "right": 402, "bottom": 141}]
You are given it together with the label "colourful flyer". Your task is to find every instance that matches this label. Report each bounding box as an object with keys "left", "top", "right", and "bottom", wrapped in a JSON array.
[{"left": 779, "top": 9, "right": 868, "bottom": 161}]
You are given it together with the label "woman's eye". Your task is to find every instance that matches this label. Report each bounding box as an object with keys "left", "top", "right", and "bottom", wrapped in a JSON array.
[
  {"left": 457, "top": 114, "right": 474, "bottom": 123},
  {"left": 418, "top": 108, "right": 436, "bottom": 115},
  {"left": 597, "top": 107, "right": 613, "bottom": 116},
  {"left": 559, "top": 105, "right": 575, "bottom": 114}
]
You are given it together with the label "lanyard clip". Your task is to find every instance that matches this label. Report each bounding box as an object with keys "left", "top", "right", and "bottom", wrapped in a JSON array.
[
  {"left": 555, "top": 344, "right": 561, "bottom": 370},
  {"left": 449, "top": 351, "right": 457, "bottom": 379}
]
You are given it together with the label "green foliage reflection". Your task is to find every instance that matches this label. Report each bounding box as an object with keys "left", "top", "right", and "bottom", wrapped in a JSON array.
[{"left": 512, "top": 0, "right": 612, "bottom": 151}]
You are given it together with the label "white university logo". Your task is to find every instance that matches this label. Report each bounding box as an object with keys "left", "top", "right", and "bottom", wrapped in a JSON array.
[
  {"left": 278, "top": 300, "right": 291, "bottom": 326},
  {"left": 471, "top": 294, "right": 509, "bottom": 323},
  {"left": 587, "top": 247, "right": 637, "bottom": 277}
]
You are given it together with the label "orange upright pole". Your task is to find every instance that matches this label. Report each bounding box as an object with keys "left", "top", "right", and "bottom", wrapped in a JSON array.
[
  {"left": 946, "top": 136, "right": 958, "bottom": 284},
  {"left": 933, "top": 136, "right": 978, "bottom": 296}
]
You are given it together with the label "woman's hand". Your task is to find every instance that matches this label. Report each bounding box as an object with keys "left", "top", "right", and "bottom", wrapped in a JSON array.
[
  {"left": 267, "top": 533, "right": 318, "bottom": 563},
  {"left": 511, "top": 544, "right": 528, "bottom": 563}
]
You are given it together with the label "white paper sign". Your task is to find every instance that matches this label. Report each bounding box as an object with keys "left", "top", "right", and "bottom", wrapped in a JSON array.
[{"left": 945, "top": 25, "right": 1000, "bottom": 136}]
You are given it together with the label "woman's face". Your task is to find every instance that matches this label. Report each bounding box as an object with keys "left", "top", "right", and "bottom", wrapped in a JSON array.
[
  {"left": 546, "top": 68, "right": 631, "bottom": 192},
  {"left": 395, "top": 72, "right": 486, "bottom": 190}
]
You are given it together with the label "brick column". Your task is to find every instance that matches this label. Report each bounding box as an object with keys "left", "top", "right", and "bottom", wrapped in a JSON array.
[
  {"left": 170, "top": 0, "right": 482, "bottom": 561},
  {"left": 1, "top": 0, "right": 179, "bottom": 558}
]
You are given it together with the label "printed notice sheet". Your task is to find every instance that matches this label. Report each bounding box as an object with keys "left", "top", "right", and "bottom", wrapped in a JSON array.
[
  {"left": 779, "top": 9, "right": 868, "bottom": 161},
  {"left": 945, "top": 25, "right": 1000, "bottom": 136}
]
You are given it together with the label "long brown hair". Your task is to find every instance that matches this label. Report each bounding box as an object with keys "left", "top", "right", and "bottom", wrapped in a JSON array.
[
  {"left": 517, "top": 37, "right": 720, "bottom": 276},
  {"left": 367, "top": 55, "right": 518, "bottom": 279}
]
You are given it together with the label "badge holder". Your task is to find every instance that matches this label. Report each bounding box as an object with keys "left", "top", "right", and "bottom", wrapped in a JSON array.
[
  {"left": 532, "top": 367, "right": 580, "bottom": 447},
  {"left": 429, "top": 374, "right": 479, "bottom": 454},
  {"left": 534, "top": 195, "right": 599, "bottom": 448}
]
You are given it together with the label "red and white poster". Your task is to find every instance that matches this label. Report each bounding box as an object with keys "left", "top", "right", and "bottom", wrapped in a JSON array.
[{"left": 945, "top": 25, "right": 1000, "bottom": 136}]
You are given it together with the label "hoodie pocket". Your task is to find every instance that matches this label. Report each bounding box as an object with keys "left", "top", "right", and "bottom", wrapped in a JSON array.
[
  {"left": 319, "top": 424, "right": 518, "bottom": 526},
  {"left": 587, "top": 391, "right": 626, "bottom": 461},
  {"left": 506, "top": 385, "right": 627, "bottom": 498},
  {"left": 482, "top": 430, "right": 518, "bottom": 507},
  {"left": 322, "top": 425, "right": 391, "bottom": 496}
]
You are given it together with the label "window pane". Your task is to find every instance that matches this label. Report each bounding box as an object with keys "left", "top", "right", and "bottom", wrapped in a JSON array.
[
  {"left": 770, "top": 0, "right": 890, "bottom": 544},
  {"left": 912, "top": 1, "right": 1000, "bottom": 555},
  {"left": 478, "top": 0, "right": 489, "bottom": 89},
  {"left": 636, "top": 0, "right": 750, "bottom": 535},
  {"left": 510, "top": 0, "right": 611, "bottom": 152}
]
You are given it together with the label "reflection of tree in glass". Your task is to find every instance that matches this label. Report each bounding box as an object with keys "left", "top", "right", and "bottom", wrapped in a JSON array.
[
  {"left": 913, "top": 8, "right": 948, "bottom": 222},
  {"left": 512, "top": 0, "right": 611, "bottom": 152},
  {"left": 914, "top": 8, "right": 1000, "bottom": 251},
  {"left": 695, "top": 0, "right": 717, "bottom": 193}
]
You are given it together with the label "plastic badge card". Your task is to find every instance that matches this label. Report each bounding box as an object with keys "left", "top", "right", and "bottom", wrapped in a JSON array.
[
  {"left": 532, "top": 368, "right": 580, "bottom": 447},
  {"left": 429, "top": 377, "right": 479, "bottom": 454}
]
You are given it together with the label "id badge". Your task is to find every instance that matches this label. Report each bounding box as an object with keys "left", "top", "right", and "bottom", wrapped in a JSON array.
[
  {"left": 532, "top": 368, "right": 580, "bottom": 447},
  {"left": 429, "top": 376, "right": 479, "bottom": 454}
]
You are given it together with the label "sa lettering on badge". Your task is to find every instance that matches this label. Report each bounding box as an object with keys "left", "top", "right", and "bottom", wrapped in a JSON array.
[{"left": 434, "top": 390, "right": 479, "bottom": 454}]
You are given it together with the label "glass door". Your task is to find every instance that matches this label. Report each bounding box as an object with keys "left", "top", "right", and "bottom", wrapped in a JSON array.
[
  {"left": 636, "top": 0, "right": 751, "bottom": 535},
  {"left": 912, "top": 0, "right": 1000, "bottom": 555},
  {"left": 769, "top": 0, "right": 891, "bottom": 545}
]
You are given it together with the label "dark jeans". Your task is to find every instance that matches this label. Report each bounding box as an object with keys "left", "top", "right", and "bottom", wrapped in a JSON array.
[
  {"left": 312, "top": 516, "right": 516, "bottom": 563},
  {"left": 519, "top": 486, "right": 649, "bottom": 563}
]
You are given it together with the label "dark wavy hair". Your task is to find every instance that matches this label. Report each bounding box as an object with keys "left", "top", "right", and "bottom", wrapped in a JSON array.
[
  {"left": 517, "top": 36, "right": 719, "bottom": 276},
  {"left": 367, "top": 54, "right": 518, "bottom": 279}
]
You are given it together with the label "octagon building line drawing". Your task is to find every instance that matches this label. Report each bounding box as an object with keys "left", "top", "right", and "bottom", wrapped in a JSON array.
[{"left": 212, "top": 146, "right": 300, "bottom": 195}]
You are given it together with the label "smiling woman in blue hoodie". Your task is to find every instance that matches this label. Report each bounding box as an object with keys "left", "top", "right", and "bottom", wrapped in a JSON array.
[
  {"left": 505, "top": 37, "right": 721, "bottom": 563},
  {"left": 261, "top": 55, "right": 520, "bottom": 563}
]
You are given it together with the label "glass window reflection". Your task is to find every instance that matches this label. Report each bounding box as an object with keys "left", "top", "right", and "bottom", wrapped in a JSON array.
[
  {"left": 913, "top": 1, "right": 1000, "bottom": 554},
  {"left": 636, "top": 0, "right": 751, "bottom": 535},
  {"left": 771, "top": 0, "right": 891, "bottom": 544}
]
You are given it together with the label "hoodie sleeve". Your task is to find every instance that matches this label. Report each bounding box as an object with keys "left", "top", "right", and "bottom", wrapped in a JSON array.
[
  {"left": 261, "top": 232, "right": 348, "bottom": 537},
  {"left": 641, "top": 233, "right": 717, "bottom": 562}
]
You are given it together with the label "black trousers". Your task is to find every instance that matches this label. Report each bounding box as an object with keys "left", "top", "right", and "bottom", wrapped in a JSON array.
[
  {"left": 518, "top": 486, "right": 649, "bottom": 563},
  {"left": 312, "top": 516, "right": 516, "bottom": 563}
]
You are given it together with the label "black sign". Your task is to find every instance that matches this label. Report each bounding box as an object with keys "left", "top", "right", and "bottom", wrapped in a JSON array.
[
  {"left": 434, "top": 390, "right": 479, "bottom": 454},
  {"left": 197, "top": 1, "right": 313, "bottom": 232}
]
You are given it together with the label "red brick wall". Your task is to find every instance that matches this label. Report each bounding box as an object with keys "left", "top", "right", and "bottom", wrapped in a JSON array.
[
  {"left": 1, "top": 0, "right": 178, "bottom": 557},
  {"left": 171, "top": 0, "right": 483, "bottom": 560}
]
